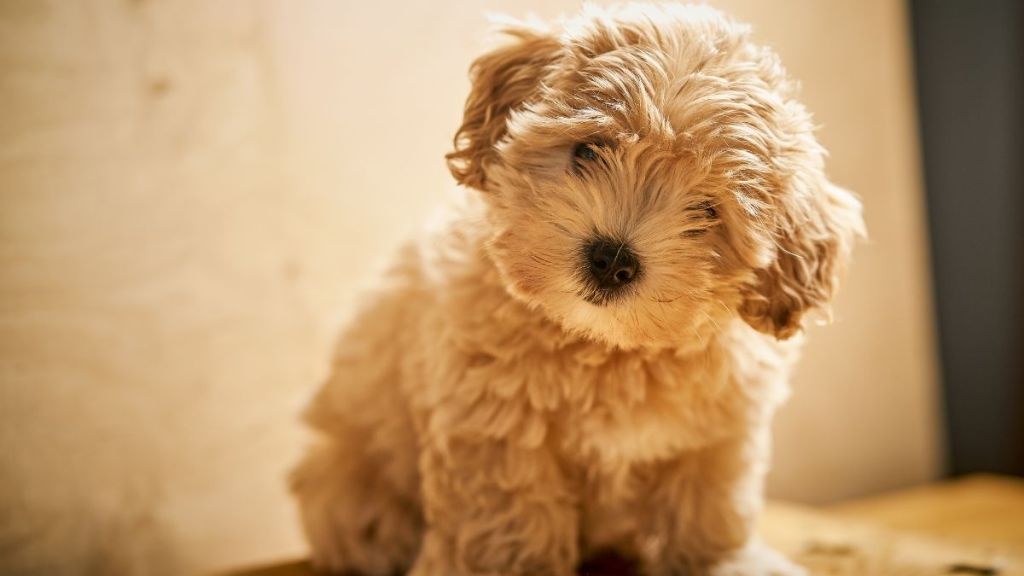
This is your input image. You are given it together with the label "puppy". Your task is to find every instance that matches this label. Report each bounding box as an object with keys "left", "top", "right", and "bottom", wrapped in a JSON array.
[{"left": 291, "top": 4, "right": 864, "bottom": 575}]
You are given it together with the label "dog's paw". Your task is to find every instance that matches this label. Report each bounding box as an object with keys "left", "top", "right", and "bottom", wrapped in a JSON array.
[{"left": 708, "top": 542, "right": 807, "bottom": 576}]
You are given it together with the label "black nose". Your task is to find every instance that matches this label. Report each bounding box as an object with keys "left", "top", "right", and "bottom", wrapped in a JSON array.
[{"left": 587, "top": 239, "right": 639, "bottom": 290}]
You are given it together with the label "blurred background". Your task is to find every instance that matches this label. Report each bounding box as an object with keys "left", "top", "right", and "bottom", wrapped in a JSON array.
[{"left": 0, "top": 0, "right": 1019, "bottom": 574}]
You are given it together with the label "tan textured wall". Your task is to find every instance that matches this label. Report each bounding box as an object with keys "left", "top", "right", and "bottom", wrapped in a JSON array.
[{"left": 0, "top": 0, "right": 940, "bottom": 573}]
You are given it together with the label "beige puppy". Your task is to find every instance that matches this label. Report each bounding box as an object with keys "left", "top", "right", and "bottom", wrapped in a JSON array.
[{"left": 291, "top": 4, "right": 864, "bottom": 575}]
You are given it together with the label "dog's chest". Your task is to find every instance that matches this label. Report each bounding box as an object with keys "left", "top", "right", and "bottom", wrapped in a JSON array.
[{"left": 549, "top": 345, "right": 749, "bottom": 469}]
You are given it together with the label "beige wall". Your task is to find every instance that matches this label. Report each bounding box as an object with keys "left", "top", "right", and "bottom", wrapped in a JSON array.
[{"left": 0, "top": 0, "right": 940, "bottom": 574}]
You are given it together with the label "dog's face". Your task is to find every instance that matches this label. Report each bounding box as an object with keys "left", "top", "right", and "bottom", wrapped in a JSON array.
[{"left": 448, "top": 4, "right": 864, "bottom": 349}]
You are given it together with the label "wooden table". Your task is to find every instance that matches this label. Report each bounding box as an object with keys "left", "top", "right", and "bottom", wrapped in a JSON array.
[{"left": 225, "top": 475, "right": 1024, "bottom": 576}]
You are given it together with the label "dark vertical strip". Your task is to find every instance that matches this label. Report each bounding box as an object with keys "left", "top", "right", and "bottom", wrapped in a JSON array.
[{"left": 908, "top": 0, "right": 1023, "bottom": 476}]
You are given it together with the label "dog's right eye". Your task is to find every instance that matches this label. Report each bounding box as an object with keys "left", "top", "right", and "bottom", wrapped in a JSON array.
[{"left": 573, "top": 143, "right": 598, "bottom": 161}]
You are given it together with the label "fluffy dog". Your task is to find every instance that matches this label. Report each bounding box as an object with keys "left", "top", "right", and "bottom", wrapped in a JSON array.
[{"left": 291, "top": 4, "right": 864, "bottom": 575}]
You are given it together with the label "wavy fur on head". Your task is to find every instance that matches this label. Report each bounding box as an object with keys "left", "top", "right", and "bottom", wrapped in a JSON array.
[{"left": 292, "top": 4, "right": 864, "bottom": 576}]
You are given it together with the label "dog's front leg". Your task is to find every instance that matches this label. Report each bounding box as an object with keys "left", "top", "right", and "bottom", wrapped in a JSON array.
[
  {"left": 409, "top": 437, "right": 578, "bottom": 576},
  {"left": 638, "top": 430, "right": 805, "bottom": 576}
]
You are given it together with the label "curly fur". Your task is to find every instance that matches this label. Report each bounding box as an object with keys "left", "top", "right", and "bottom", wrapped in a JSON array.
[{"left": 291, "top": 4, "right": 864, "bottom": 575}]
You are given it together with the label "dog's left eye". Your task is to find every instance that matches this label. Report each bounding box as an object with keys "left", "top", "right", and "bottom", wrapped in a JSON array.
[
  {"left": 573, "top": 143, "right": 599, "bottom": 161},
  {"left": 689, "top": 200, "right": 719, "bottom": 219},
  {"left": 698, "top": 201, "right": 718, "bottom": 219},
  {"left": 683, "top": 201, "right": 720, "bottom": 237}
]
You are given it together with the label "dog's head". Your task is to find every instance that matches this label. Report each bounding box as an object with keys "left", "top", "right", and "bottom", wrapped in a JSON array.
[{"left": 448, "top": 4, "right": 864, "bottom": 349}]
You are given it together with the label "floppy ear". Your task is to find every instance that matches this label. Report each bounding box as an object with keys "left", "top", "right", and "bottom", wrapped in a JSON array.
[
  {"left": 739, "top": 169, "right": 865, "bottom": 340},
  {"left": 446, "top": 23, "right": 561, "bottom": 191}
]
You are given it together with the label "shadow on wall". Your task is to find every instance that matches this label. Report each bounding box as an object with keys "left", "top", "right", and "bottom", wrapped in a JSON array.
[
  {"left": 910, "top": 0, "right": 1024, "bottom": 476},
  {"left": 1, "top": 489, "right": 178, "bottom": 575}
]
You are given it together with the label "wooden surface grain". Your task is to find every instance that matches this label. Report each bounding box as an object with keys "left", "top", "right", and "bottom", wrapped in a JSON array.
[
  {"left": 826, "top": 474, "right": 1024, "bottom": 549},
  {"left": 223, "top": 476, "right": 1024, "bottom": 576}
]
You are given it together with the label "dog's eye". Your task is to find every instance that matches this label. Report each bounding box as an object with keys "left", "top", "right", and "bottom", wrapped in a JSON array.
[
  {"left": 695, "top": 200, "right": 718, "bottom": 219},
  {"left": 573, "top": 143, "right": 599, "bottom": 161},
  {"left": 683, "top": 201, "right": 719, "bottom": 237}
]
